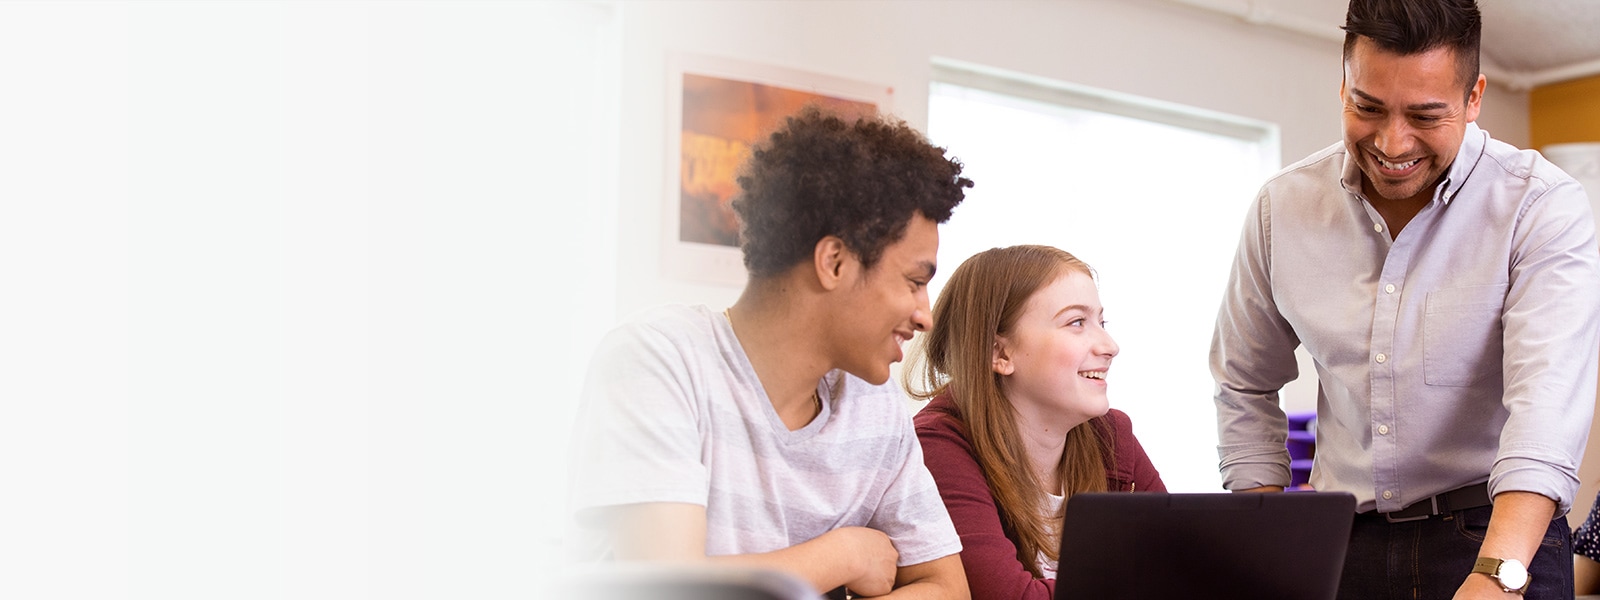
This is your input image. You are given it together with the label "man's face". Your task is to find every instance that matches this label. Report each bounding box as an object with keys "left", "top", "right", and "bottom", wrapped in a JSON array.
[
  {"left": 1341, "top": 36, "right": 1484, "bottom": 204},
  {"left": 830, "top": 213, "right": 938, "bottom": 385}
]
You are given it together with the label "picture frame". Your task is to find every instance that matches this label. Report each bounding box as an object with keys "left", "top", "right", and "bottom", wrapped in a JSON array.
[{"left": 663, "top": 52, "right": 894, "bottom": 286}]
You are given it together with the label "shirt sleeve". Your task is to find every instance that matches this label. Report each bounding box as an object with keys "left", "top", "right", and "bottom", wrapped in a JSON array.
[
  {"left": 568, "top": 320, "right": 709, "bottom": 523},
  {"left": 867, "top": 401, "right": 962, "bottom": 567},
  {"left": 1491, "top": 175, "right": 1600, "bottom": 516},
  {"left": 1212, "top": 188, "right": 1302, "bottom": 490},
  {"left": 914, "top": 412, "right": 1054, "bottom": 600}
]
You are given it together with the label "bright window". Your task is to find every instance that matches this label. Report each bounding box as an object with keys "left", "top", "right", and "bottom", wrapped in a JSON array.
[{"left": 925, "top": 62, "right": 1280, "bottom": 492}]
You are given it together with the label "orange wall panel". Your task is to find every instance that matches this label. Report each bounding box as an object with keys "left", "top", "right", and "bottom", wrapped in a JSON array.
[{"left": 1531, "top": 74, "right": 1600, "bottom": 149}]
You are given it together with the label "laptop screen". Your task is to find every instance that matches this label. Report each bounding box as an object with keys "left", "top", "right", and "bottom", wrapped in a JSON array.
[{"left": 1055, "top": 492, "right": 1355, "bottom": 600}]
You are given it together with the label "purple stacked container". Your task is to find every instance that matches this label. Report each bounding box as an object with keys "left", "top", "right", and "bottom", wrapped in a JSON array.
[{"left": 1286, "top": 411, "right": 1316, "bottom": 489}]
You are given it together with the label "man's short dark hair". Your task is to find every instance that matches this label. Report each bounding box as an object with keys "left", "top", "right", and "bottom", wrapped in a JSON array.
[
  {"left": 731, "top": 106, "right": 973, "bottom": 279},
  {"left": 1342, "top": 0, "right": 1481, "bottom": 97}
]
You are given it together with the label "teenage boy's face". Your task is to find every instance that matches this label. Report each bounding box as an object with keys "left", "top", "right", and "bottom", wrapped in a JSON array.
[{"left": 833, "top": 213, "right": 938, "bottom": 385}]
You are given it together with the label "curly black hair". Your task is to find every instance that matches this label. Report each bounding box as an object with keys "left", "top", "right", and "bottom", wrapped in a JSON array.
[
  {"left": 1342, "top": 0, "right": 1480, "bottom": 97},
  {"left": 731, "top": 106, "right": 973, "bottom": 279}
]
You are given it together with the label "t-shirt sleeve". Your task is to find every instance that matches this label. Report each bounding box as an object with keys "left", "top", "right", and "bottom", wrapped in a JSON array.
[
  {"left": 867, "top": 400, "right": 962, "bottom": 567},
  {"left": 568, "top": 320, "right": 709, "bottom": 523}
]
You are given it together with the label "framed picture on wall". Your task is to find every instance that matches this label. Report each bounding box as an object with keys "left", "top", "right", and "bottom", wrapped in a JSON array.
[{"left": 664, "top": 52, "right": 893, "bottom": 286}]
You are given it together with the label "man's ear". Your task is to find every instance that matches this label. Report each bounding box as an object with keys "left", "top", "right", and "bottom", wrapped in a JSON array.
[
  {"left": 813, "top": 236, "right": 850, "bottom": 291},
  {"left": 992, "top": 336, "right": 1015, "bottom": 376},
  {"left": 1465, "top": 73, "right": 1486, "bottom": 123}
]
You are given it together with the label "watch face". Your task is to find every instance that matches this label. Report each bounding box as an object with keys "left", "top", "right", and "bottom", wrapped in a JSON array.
[{"left": 1499, "top": 559, "right": 1529, "bottom": 590}]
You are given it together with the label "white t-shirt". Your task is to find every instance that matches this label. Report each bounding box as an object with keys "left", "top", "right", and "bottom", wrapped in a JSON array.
[
  {"left": 568, "top": 305, "right": 960, "bottom": 566},
  {"left": 1037, "top": 491, "right": 1065, "bottom": 579}
]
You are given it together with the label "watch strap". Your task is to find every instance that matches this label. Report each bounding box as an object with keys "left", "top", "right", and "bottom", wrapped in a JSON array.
[{"left": 1471, "top": 557, "right": 1530, "bottom": 593}]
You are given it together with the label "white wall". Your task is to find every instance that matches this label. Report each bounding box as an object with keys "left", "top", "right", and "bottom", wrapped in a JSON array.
[
  {"left": 1, "top": 2, "right": 616, "bottom": 598},
  {"left": 614, "top": 0, "right": 1529, "bottom": 327}
]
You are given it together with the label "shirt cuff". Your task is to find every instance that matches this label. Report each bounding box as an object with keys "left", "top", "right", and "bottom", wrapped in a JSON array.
[
  {"left": 1490, "top": 454, "right": 1578, "bottom": 517},
  {"left": 1218, "top": 442, "right": 1291, "bottom": 490}
]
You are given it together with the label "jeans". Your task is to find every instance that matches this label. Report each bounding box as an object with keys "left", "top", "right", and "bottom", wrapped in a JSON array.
[{"left": 1337, "top": 505, "right": 1572, "bottom": 599}]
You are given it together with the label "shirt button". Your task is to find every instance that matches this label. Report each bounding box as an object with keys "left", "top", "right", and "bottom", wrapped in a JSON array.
[
  {"left": 1383, "top": 490, "right": 1393, "bottom": 500},
  {"left": 1385, "top": 284, "right": 1396, "bottom": 294},
  {"left": 1378, "top": 424, "right": 1389, "bottom": 435},
  {"left": 1374, "top": 223, "right": 1383, "bottom": 233},
  {"left": 1375, "top": 353, "right": 1387, "bottom": 363}
]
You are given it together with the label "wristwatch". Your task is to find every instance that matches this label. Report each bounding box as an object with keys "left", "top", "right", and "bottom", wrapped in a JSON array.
[{"left": 1471, "top": 556, "right": 1530, "bottom": 594}]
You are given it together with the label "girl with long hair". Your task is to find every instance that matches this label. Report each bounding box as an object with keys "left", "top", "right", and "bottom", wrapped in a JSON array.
[{"left": 909, "top": 245, "right": 1164, "bottom": 600}]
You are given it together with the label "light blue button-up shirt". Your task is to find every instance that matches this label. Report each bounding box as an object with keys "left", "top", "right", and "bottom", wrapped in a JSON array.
[{"left": 1212, "top": 122, "right": 1600, "bottom": 515}]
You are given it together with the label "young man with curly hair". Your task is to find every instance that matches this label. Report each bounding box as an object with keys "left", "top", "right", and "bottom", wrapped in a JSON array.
[{"left": 570, "top": 107, "right": 974, "bottom": 599}]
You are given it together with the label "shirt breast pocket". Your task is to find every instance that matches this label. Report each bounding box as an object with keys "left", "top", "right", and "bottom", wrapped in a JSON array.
[{"left": 1422, "top": 284, "right": 1508, "bottom": 387}]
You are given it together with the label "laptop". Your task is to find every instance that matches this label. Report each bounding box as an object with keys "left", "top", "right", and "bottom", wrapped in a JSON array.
[{"left": 1055, "top": 492, "right": 1355, "bottom": 600}]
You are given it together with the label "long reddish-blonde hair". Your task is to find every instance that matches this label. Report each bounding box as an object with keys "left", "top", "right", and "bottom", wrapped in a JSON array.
[{"left": 907, "top": 245, "right": 1110, "bottom": 578}]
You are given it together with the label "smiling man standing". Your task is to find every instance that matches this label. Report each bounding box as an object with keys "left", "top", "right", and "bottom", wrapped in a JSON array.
[
  {"left": 569, "top": 106, "right": 973, "bottom": 599},
  {"left": 1210, "top": 0, "right": 1600, "bottom": 598}
]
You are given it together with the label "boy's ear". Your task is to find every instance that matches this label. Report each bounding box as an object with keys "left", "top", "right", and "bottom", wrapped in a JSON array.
[
  {"left": 814, "top": 236, "right": 850, "bottom": 291},
  {"left": 991, "top": 336, "right": 1015, "bottom": 376}
]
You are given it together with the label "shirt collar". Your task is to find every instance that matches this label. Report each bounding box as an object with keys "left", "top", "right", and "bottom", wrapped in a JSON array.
[{"left": 1340, "top": 121, "right": 1487, "bottom": 206}]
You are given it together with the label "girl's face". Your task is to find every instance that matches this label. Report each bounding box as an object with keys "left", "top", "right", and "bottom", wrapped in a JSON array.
[{"left": 994, "top": 269, "right": 1119, "bottom": 427}]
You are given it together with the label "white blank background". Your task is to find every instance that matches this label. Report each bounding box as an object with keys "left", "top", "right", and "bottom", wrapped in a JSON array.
[{"left": 0, "top": 2, "right": 613, "bottom": 598}]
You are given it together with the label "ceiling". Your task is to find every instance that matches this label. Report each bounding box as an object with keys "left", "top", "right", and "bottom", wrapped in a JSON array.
[{"left": 1162, "top": 0, "right": 1600, "bottom": 90}]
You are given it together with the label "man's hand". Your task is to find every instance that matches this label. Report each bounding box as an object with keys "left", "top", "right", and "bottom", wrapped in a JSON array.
[
  {"left": 1234, "top": 485, "right": 1285, "bottom": 493},
  {"left": 1453, "top": 571, "right": 1518, "bottom": 599}
]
